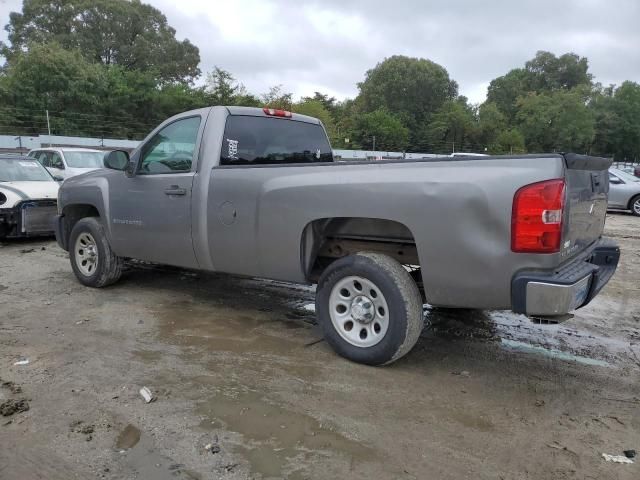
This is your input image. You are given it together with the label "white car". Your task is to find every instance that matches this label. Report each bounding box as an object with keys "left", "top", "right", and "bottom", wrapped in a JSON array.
[
  {"left": 28, "top": 147, "right": 105, "bottom": 179},
  {"left": 0, "top": 156, "right": 59, "bottom": 238}
]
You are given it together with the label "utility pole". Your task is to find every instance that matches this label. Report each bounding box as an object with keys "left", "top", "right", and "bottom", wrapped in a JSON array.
[
  {"left": 46, "top": 109, "right": 51, "bottom": 146},
  {"left": 452, "top": 141, "right": 455, "bottom": 153},
  {"left": 372, "top": 135, "right": 376, "bottom": 152}
]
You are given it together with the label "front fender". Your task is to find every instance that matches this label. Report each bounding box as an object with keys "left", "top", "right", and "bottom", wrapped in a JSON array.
[{"left": 58, "top": 171, "right": 114, "bottom": 247}]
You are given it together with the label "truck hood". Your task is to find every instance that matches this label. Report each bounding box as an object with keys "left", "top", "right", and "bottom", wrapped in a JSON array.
[{"left": 0, "top": 181, "right": 59, "bottom": 208}]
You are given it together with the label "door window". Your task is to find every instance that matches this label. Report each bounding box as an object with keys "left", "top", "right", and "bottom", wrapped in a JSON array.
[
  {"left": 32, "top": 151, "right": 50, "bottom": 167},
  {"left": 50, "top": 152, "right": 65, "bottom": 169},
  {"left": 139, "top": 116, "right": 201, "bottom": 174}
]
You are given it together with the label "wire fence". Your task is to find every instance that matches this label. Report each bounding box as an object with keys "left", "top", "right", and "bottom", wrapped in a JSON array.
[
  {"left": 0, "top": 106, "right": 161, "bottom": 140},
  {"left": 0, "top": 107, "right": 632, "bottom": 160}
]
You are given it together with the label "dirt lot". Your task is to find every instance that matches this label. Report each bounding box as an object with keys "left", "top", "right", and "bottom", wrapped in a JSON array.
[{"left": 0, "top": 214, "right": 638, "bottom": 480}]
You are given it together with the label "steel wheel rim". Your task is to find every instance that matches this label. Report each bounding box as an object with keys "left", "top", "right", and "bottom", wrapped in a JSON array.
[
  {"left": 328, "top": 275, "right": 390, "bottom": 348},
  {"left": 74, "top": 232, "right": 98, "bottom": 277},
  {"left": 634, "top": 199, "right": 640, "bottom": 215}
]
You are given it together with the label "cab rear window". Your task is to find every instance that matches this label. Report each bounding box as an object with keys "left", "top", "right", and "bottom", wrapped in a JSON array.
[{"left": 220, "top": 116, "right": 333, "bottom": 166}]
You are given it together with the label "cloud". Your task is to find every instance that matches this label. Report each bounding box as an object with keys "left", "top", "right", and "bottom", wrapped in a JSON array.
[{"left": 2, "top": 0, "right": 638, "bottom": 103}]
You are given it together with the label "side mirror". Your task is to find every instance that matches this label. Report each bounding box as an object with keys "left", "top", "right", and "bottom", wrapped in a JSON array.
[
  {"left": 52, "top": 175, "right": 64, "bottom": 182},
  {"left": 103, "top": 150, "right": 131, "bottom": 171},
  {"left": 609, "top": 178, "right": 623, "bottom": 185}
]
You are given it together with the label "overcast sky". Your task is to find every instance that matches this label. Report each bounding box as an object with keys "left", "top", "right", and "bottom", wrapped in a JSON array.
[{"left": 1, "top": 0, "right": 638, "bottom": 103}]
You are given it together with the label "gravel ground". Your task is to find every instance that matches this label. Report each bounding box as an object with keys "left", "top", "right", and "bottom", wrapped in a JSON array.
[{"left": 0, "top": 213, "right": 638, "bottom": 480}]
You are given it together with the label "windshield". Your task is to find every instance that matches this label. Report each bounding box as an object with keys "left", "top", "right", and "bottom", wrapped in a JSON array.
[
  {"left": 0, "top": 159, "right": 54, "bottom": 182},
  {"left": 610, "top": 168, "right": 640, "bottom": 183},
  {"left": 64, "top": 151, "right": 104, "bottom": 168}
]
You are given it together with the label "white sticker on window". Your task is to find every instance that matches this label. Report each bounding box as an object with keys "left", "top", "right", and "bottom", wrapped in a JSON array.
[
  {"left": 19, "top": 161, "right": 38, "bottom": 167},
  {"left": 226, "top": 139, "right": 239, "bottom": 159}
]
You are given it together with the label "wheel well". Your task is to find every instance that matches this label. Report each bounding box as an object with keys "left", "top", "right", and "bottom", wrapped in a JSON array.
[
  {"left": 628, "top": 194, "right": 640, "bottom": 210},
  {"left": 62, "top": 204, "right": 100, "bottom": 248},
  {"left": 301, "top": 217, "right": 421, "bottom": 285}
]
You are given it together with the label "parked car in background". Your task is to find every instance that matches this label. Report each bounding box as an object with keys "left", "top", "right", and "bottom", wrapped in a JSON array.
[
  {"left": 613, "top": 165, "right": 640, "bottom": 178},
  {"left": 608, "top": 167, "right": 640, "bottom": 216},
  {"left": 28, "top": 148, "right": 105, "bottom": 180},
  {"left": 0, "top": 155, "right": 59, "bottom": 238},
  {"left": 54, "top": 106, "right": 619, "bottom": 365}
]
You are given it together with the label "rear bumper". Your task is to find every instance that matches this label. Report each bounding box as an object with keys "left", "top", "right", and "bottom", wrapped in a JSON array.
[{"left": 512, "top": 238, "right": 619, "bottom": 316}]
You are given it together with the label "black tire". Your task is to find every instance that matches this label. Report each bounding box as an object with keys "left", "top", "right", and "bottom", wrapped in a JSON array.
[
  {"left": 629, "top": 195, "right": 640, "bottom": 217},
  {"left": 316, "top": 252, "right": 424, "bottom": 366},
  {"left": 69, "top": 217, "right": 123, "bottom": 287}
]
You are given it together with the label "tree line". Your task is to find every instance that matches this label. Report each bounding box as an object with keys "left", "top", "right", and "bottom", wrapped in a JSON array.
[{"left": 0, "top": 0, "right": 638, "bottom": 160}]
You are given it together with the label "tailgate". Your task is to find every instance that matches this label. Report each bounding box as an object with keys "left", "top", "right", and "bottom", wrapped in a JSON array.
[{"left": 561, "top": 154, "right": 611, "bottom": 261}]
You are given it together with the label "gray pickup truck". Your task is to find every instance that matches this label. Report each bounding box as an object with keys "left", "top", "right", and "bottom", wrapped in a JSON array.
[{"left": 54, "top": 106, "right": 619, "bottom": 365}]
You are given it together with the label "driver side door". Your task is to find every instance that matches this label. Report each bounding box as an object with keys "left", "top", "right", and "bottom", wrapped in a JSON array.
[{"left": 108, "top": 115, "right": 202, "bottom": 268}]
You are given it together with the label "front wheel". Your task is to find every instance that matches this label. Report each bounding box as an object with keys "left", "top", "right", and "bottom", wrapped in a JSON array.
[
  {"left": 630, "top": 195, "right": 640, "bottom": 217},
  {"left": 316, "top": 252, "right": 424, "bottom": 365},
  {"left": 69, "top": 217, "right": 123, "bottom": 287}
]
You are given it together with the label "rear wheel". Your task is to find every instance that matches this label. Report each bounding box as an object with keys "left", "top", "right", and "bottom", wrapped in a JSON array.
[
  {"left": 630, "top": 195, "right": 640, "bottom": 217},
  {"left": 69, "top": 217, "right": 123, "bottom": 287},
  {"left": 316, "top": 252, "right": 424, "bottom": 365}
]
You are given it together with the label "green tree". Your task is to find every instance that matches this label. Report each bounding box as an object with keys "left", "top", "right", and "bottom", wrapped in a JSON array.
[
  {"left": 516, "top": 89, "right": 595, "bottom": 153},
  {"left": 261, "top": 85, "right": 293, "bottom": 110},
  {"left": 491, "top": 128, "right": 526, "bottom": 154},
  {"left": 351, "top": 109, "right": 409, "bottom": 151},
  {"left": 292, "top": 98, "right": 337, "bottom": 142},
  {"left": 2, "top": 0, "right": 200, "bottom": 83},
  {"left": 356, "top": 55, "right": 458, "bottom": 131},
  {"left": 205, "top": 67, "right": 259, "bottom": 106},
  {"left": 477, "top": 102, "right": 507, "bottom": 148},
  {"left": 0, "top": 42, "right": 103, "bottom": 135},
  {"left": 525, "top": 51, "right": 592, "bottom": 91},
  {"left": 589, "top": 84, "right": 617, "bottom": 157},
  {"left": 487, "top": 51, "right": 592, "bottom": 121},
  {"left": 486, "top": 68, "right": 531, "bottom": 122},
  {"left": 419, "top": 98, "right": 478, "bottom": 153},
  {"left": 608, "top": 81, "right": 640, "bottom": 160},
  {"left": 301, "top": 92, "right": 339, "bottom": 119}
]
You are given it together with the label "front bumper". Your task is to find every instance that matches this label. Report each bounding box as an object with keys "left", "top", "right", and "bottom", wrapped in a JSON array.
[
  {"left": 0, "top": 200, "right": 57, "bottom": 238},
  {"left": 512, "top": 239, "right": 619, "bottom": 317}
]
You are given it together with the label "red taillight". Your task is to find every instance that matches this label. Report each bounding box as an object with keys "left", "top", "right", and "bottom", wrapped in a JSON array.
[
  {"left": 511, "top": 179, "right": 565, "bottom": 253},
  {"left": 262, "top": 107, "right": 292, "bottom": 118}
]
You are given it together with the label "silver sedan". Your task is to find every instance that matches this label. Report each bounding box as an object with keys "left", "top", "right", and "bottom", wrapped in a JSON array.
[{"left": 608, "top": 168, "right": 640, "bottom": 216}]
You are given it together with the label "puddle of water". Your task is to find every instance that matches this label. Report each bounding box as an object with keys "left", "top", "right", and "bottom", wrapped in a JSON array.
[
  {"left": 501, "top": 339, "right": 609, "bottom": 367},
  {"left": 119, "top": 433, "right": 201, "bottom": 480},
  {"left": 132, "top": 349, "right": 163, "bottom": 362},
  {"left": 198, "top": 390, "right": 373, "bottom": 479},
  {"left": 116, "top": 424, "right": 141, "bottom": 450}
]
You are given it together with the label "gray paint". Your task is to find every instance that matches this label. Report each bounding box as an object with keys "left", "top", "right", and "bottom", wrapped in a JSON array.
[{"left": 57, "top": 106, "right": 613, "bottom": 311}]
